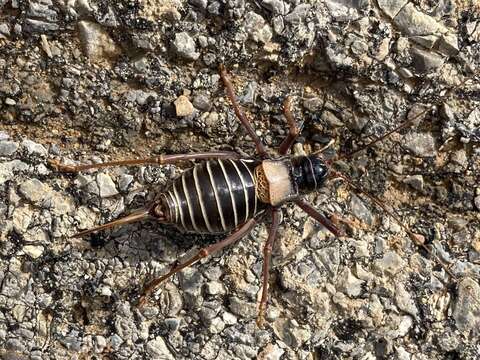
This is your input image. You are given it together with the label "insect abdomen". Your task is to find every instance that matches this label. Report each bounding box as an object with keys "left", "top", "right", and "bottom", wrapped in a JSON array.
[{"left": 165, "top": 159, "right": 260, "bottom": 234}]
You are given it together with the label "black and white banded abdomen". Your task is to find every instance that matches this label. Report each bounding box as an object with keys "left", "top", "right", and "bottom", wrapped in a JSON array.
[{"left": 161, "top": 159, "right": 261, "bottom": 234}]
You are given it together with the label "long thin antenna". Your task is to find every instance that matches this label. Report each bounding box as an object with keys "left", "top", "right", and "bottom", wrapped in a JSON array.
[
  {"left": 338, "top": 104, "right": 434, "bottom": 161},
  {"left": 330, "top": 169, "right": 457, "bottom": 281}
]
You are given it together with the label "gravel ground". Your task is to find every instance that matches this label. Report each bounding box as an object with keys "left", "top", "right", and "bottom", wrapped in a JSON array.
[{"left": 1, "top": 0, "right": 480, "bottom": 359}]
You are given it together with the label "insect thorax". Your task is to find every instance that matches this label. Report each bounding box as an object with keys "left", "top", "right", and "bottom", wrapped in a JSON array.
[{"left": 254, "top": 156, "right": 328, "bottom": 206}]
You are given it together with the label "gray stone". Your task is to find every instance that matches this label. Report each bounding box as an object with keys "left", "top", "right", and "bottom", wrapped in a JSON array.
[
  {"left": 146, "top": 336, "right": 175, "bottom": 359},
  {"left": 22, "top": 139, "right": 47, "bottom": 156},
  {"left": 403, "top": 175, "right": 424, "bottom": 191},
  {"left": 350, "top": 194, "right": 373, "bottom": 225},
  {"left": 24, "top": 19, "right": 59, "bottom": 32},
  {"left": 374, "top": 251, "right": 405, "bottom": 276},
  {"left": 377, "top": 0, "right": 408, "bottom": 18},
  {"left": 0, "top": 140, "right": 19, "bottom": 156},
  {"left": 19, "top": 178, "right": 48, "bottom": 202},
  {"left": 96, "top": 173, "right": 118, "bottom": 197},
  {"left": 260, "top": 0, "right": 289, "bottom": 15},
  {"left": 285, "top": 4, "right": 311, "bottom": 23},
  {"left": 395, "top": 283, "right": 418, "bottom": 318},
  {"left": 338, "top": 268, "right": 364, "bottom": 297},
  {"left": 228, "top": 297, "right": 256, "bottom": 318},
  {"left": 0, "top": 131, "right": 9, "bottom": 140},
  {"left": 394, "top": 3, "right": 447, "bottom": 36},
  {"left": 404, "top": 132, "right": 436, "bottom": 157},
  {"left": 0, "top": 160, "right": 29, "bottom": 185},
  {"left": 244, "top": 12, "right": 272, "bottom": 43},
  {"left": 192, "top": 93, "right": 212, "bottom": 111},
  {"left": 172, "top": 32, "right": 199, "bottom": 61},
  {"left": 118, "top": 174, "right": 134, "bottom": 192},
  {"left": 410, "top": 47, "right": 445, "bottom": 72},
  {"left": 452, "top": 278, "right": 480, "bottom": 336}
]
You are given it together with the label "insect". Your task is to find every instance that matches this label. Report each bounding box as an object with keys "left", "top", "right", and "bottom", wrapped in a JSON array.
[{"left": 50, "top": 65, "right": 453, "bottom": 327}]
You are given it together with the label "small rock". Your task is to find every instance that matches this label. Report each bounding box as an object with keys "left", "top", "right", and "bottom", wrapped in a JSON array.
[
  {"left": 94, "top": 335, "right": 106, "bottom": 353},
  {"left": 303, "top": 97, "right": 323, "bottom": 112},
  {"left": 244, "top": 12, "right": 272, "bottom": 44},
  {"left": 452, "top": 278, "right": 480, "bottom": 336},
  {"left": 395, "top": 283, "right": 418, "bottom": 318},
  {"left": 22, "top": 139, "right": 48, "bottom": 157},
  {"left": 5, "top": 97, "right": 15, "bottom": 105},
  {"left": 77, "top": 21, "right": 121, "bottom": 62},
  {"left": 377, "top": 0, "right": 408, "bottom": 19},
  {"left": 410, "top": 47, "right": 445, "bottom": 72},
  {"left": 204, "top": 281, "right": 225, "bottom": 296},
  {"left": 260, "top": 0, "right": 289, "bottom": 15},
  {"left": 0, "top": 140, "right": 19, "bottom": 156},
  {"left": 257, "top": 343, "right": 285, "bottom": 360},
  {"left": 404, "top": 132, "right": 436, "bottom": 157},
  {"left": 174, "top": 95, "right": 194, "bottom": 117},
  {"left": 19, "top": 179, "right": 48, "bottom": 203},
  {"left": 96, "top": 173, "right": 118, "bottom": 198},
  {"left": 146, "top": 336, "right": 175, "bottom": 359},
  {"left": 394, "top": 3, "right": 446, "bottom": 36},
  {"left": 474, "top": 196, "right": 480, "bottom": 211},
  {"left": 0, "top": 160, "right": 29, "bottom": 185},
  {"left": 374, "top": 251, "right": 405, "bottom": 276},
  {"left": 228, "top": 297, "right": 256, "bottom": 319},
  {"left": 192, "top": 93, "right": 212, "bottom": 111},
  {"left": 350, "top": 194, "right": 373, "bottom": 225},
  {"left": 24, "top": 19, "right": 59, "bottom": 32},
  {"left": 23, "top": 245, "right": 44, "bottom": 259},
  {"left": 338, "top": 268, "right": 364, "bottom": 297},
  {"left": 118, "top": 174, "right": 134, "bottom": 192},
  {"left": 403, "top": 175, "right": 424, "bottom": 191},
  {"left": 172, "top": 32, "right": 199, "bottom": 61}
]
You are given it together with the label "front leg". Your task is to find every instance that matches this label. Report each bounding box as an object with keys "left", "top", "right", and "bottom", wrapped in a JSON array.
[{"left": 257, "top": 207, "right": 282, "bottom": 327}]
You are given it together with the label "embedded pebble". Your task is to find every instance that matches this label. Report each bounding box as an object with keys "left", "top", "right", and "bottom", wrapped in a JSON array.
[
  {"left": 21, "top": 139, "right": 47, "bottom": 157},
  {"left": 452, "top": 278, "right": 480, "bottom": 336},
  {"left": 172, "top": 32, "right": 199, "bottom": 61},
  {"left": 174, "top": 95, "right": 195, "bottom": 117},
  {"left": 77, "top": 21, "right": 121, "bottom": 61},
  {"left": 96, "top": 173, "right": 118, "bottom": 198},
  {"left": 404, "top": 132, "right": 436, "bottom": 157},
  {"left": 0, "top": 140, "right": 19, "bottom": 156}
]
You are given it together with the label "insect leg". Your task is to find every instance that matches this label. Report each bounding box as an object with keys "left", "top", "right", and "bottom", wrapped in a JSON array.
[
  {"left": 49, "top": 151, "right": 241, "bottom": 173},
  {"left": 294, "top": 199, "right": 344, "bottom": 237},
  {"left": 278, "top": 96, "right": 302, "bottom": 155},
  {"left": 257, "top": 207, "right": 281, "bottom": 328},
  {"left": 219, "top": 64, "right": 269, "bottom": 158},
  {"left": 138, "top": 216, "right": 259, "bottom": 307}
]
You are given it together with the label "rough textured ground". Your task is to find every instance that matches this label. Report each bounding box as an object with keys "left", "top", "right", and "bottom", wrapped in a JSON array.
[{"left": 0, "top": 0, "right": 479, "bottom": 359}]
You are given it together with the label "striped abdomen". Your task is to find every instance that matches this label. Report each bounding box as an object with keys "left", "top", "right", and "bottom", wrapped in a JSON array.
[{"left": 162, "top": 159, "right": 261, "bottom": 234}]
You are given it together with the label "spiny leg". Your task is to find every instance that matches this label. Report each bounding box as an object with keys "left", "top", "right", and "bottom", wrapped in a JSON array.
[
  {"left": 138, "top": 217, "right": 259, "bottom": 307},
  {"left": 330, "top": 169, "right": 457, "bottom": 281},
  {"left": 49, "top": 151, "right": 241, "bottom": 173},
  {"left": 219, "top": 64, "right": 269, "bottom": 158},
  {"left": 278, "top": 96, "right": 302, "bottom": 155},
  {"left": 257, "top": 207, "right": 281, "bottom": 327},
  {"left": 294, "top": 199, "right": 344, "bottom": 237}
]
